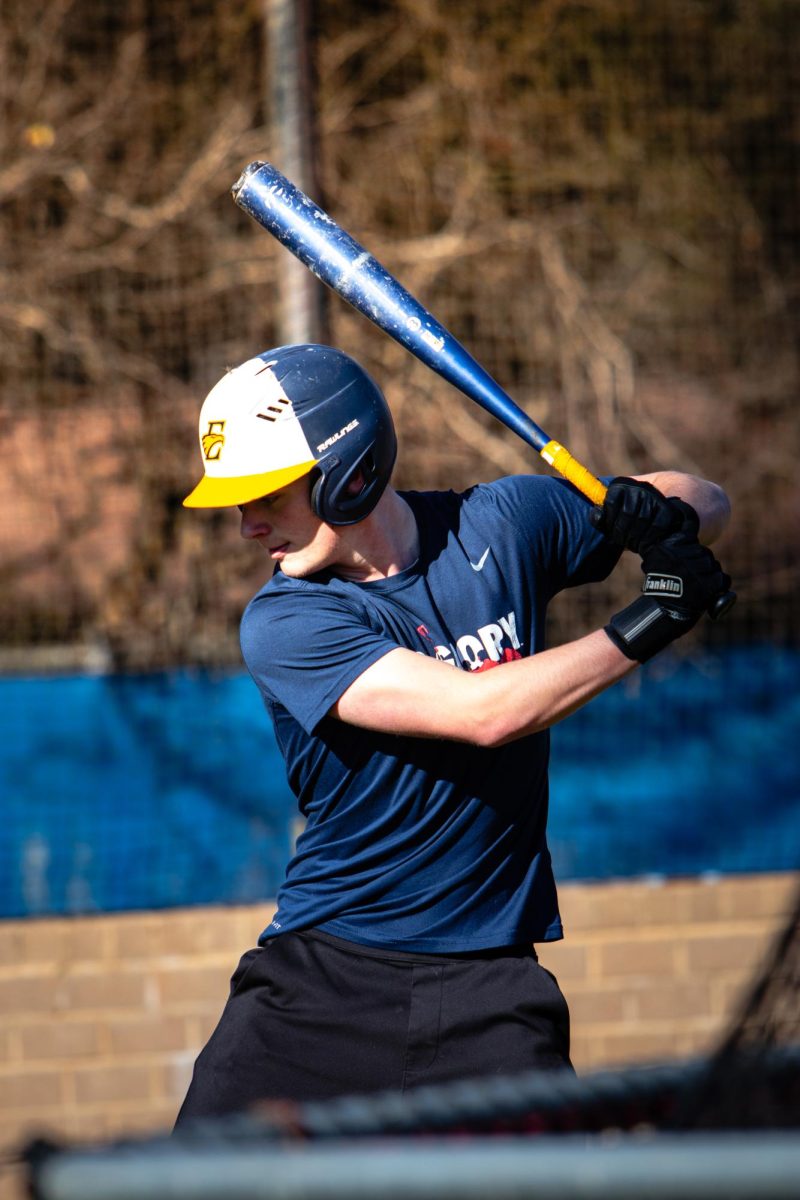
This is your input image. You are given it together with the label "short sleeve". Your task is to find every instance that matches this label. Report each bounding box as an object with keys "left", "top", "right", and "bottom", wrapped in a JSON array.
[{"left": 240, "top": 585, "right": 400, "bottom": 735}]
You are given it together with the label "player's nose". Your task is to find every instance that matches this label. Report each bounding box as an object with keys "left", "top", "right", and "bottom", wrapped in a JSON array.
[{"left": 239, "top": 502, "right": 272, "bottom": 540}]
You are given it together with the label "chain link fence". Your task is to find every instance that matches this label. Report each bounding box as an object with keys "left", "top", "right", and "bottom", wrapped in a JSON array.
[{"left": 1, "top": 0, "right": 796, "bottom": 671}]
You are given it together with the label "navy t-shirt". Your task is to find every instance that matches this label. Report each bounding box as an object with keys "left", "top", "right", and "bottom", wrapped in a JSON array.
[{"left": 240, "top": 474, "right": 620, "bottom": 952}]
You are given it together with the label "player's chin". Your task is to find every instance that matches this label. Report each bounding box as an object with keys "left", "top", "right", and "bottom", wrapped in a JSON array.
[{"left": 275, "top": 551, "right": 318, "bottom": 579}]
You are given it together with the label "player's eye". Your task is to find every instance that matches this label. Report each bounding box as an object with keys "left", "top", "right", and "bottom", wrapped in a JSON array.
[{"left": 238, "top": 495, "right": 277, "bottom": 514}]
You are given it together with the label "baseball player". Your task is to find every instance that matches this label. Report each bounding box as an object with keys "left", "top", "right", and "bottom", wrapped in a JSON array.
[{"left": 175, "top": 344, "right": 731, "bottom": 1123}]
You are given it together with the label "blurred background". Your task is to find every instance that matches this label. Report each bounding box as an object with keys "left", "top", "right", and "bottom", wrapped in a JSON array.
[
  {"left": 2, "top": 0, "right": 797, "bottom": 912},
  {"left": 0, "top": 0, "right": 798, "bottom": 1169}
]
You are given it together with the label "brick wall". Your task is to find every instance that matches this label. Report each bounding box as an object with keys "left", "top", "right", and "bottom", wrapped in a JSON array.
[
  {"left": 1, "top": 872, "right": 796, "bottom": 1199},
  {"left": 537, "top": 872, "right": 796, "bottom": 1068}
]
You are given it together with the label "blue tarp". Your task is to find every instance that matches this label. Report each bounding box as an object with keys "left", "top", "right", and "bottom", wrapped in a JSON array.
[{"left": 1, "top": 646, "right": 798, "bottom": 917}]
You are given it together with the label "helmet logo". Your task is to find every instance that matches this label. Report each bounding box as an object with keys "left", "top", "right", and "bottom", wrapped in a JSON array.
[
  {"left": 202, "top": 420, "right": 226, "bottom": 461},
  {"left": 316, "top": 418, "right": 359, "bottom": 454}
]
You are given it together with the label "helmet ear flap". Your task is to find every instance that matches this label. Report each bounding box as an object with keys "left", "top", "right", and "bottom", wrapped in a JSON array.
[
  {"left": 308, "top": 463, "right": 332, "bottom": 520},
  {"left": 311, "top": 445, "right": 391, "bottom": 525}
]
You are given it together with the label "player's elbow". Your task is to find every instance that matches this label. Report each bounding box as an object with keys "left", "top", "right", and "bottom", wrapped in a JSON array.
[
  {"left": 466, "top": 700, "right": 545, "bottom": 748},
  {"left": 442, "top": 697, "right": 504, "bottom": 748},
  {"left": 450, "top": 671, "right": 549, "bottom": 747},
  {"left": 703, "top": 483, "right": 732, "bottom": 545},
  {"left": 472, "top": 722, "right": 512, "bottom": 749}
]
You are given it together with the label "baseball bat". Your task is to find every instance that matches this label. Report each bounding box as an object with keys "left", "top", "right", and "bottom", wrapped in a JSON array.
[
  {"left": 231, "top": 160, "right": 735, "bottom": 618},
  {"left": 231, "top": 160, "right": 605, "bottom": 504}
]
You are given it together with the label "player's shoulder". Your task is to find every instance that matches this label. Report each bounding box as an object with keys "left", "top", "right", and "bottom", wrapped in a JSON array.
[
  {"left": 468, "top": 472, "right": 564, "bottom": 500},
  {"left": 403, "top": 475, "right": 566, "bottom": 515},
  {"left": 461, "top": 473, "right": 585, "bottom": 521},
  {"left": 402, "top": 476, "right": 586, "bottom": 548},
  {"left": 241, "top": 569, "right": 366, "bottom": 634},
  {"left": 244, "top": 568, "right": 315, "bottom": 612}
]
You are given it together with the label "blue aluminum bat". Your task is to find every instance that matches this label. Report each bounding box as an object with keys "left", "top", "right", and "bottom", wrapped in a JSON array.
[{"left": 231, "top": 160, "right": 607, "bottom": 505}]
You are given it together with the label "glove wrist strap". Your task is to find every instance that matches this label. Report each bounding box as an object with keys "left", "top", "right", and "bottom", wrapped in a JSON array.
[{"left": 605, "top": 596, "right": 690, "bottom": 664}]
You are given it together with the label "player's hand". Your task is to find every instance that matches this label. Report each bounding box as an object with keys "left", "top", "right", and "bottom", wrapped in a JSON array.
[
  {"left": 640, "top": 519, "right": 731, "bottom": 617},
  {"left": 605, "top": 512, "right": 733, "bottom": 662},
  {"left": 590, "top": 476, "right": 697, "bottom": 553}
]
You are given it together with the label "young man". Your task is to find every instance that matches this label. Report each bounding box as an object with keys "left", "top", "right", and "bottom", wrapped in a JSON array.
[{"left": 176, "top": 343, "right": 731, "bottom": 1123}]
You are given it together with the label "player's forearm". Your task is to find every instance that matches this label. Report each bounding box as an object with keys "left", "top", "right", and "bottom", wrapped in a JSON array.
[
  {"left": 636, "top": 471, "right": 731, "bottom": 545},
  {"left": 472, "top": 630, "right": 635, "bottom": 746},
  {"left": 333, "top": 635, "right": 635, "bottom": 747}
]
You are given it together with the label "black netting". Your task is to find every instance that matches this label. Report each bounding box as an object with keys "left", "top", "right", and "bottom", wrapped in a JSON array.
[{"left": 1, "top": 0, "right": 797, "bottom": 669}]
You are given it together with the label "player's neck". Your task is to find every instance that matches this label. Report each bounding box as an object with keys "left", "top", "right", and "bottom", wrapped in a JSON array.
[{"left": 332, "top": 488, "right": 419, "bottom": 583}]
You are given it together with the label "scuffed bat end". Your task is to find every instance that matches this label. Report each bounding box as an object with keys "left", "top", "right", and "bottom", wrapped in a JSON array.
[{"left": 231, "top": 160, "right": 268, "bottom": 202}]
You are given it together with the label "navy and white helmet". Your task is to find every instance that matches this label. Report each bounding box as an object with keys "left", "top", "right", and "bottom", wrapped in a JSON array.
[{"left": 183, "top": 344, "right": 397, "bottom": 525}]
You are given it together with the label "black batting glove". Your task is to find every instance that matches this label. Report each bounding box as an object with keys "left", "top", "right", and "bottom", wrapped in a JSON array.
[
  {"left": 605, "top": 514, "right": 733, "bottom": 663},
  {"left": 590, "top": 476, "right": 698, "bottom": 554}
]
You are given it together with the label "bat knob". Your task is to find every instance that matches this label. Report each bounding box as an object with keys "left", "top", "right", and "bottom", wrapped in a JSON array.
[
  {"left": 232, "top": 161, "right": 267, "bottom": 200},
  {"left": 707, "top": 590, "right": 737, "bottom": 621}
]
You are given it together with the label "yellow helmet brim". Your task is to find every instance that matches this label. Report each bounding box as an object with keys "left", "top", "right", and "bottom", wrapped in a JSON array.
[{"left": 182, "top": 459, "right": 318, "bottom": 508}]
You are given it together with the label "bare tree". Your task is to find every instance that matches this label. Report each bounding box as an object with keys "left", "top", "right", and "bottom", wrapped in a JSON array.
[{"left": 1, "top": 0, "right": 797, "bottom": 668}]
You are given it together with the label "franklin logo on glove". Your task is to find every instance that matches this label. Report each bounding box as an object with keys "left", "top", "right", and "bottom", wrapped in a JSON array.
[{"left": 643, "top": 574, "right": 684, "bottom": 598}]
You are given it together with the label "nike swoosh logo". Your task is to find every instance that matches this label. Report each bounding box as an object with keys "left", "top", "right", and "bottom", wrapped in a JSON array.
[{"left": 469, "top": 547, "right": 491, "bottom": 572}]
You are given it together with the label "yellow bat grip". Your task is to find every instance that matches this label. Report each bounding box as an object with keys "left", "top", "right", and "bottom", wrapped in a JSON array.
[{"left": 540, "top": 440, "right": 608, "bottom": 507}]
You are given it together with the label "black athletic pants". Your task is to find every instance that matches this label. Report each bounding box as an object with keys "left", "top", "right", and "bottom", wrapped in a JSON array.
[{"left": 175, "top": 929, "right": 572, "bottom": 1126}]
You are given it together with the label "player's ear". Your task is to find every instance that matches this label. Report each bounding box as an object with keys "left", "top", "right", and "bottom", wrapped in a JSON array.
[{"left": 344, "top": 468, "right": 367, "bottom": 498}]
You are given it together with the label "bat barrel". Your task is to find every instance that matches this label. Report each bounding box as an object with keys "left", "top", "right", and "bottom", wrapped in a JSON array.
[{"left": 232, "top": 161, "right": 550, "bottom": 455}]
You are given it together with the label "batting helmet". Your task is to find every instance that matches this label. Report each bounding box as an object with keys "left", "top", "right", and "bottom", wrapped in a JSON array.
[{"left": 183, "top": 344, "right": 397, "bottom": 524}]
